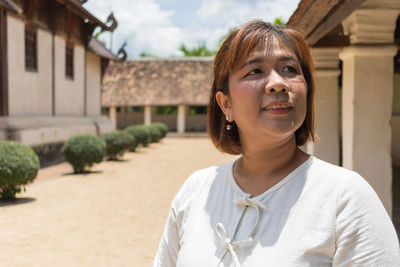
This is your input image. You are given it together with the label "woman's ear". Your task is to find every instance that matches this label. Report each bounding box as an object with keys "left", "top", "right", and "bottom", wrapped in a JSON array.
[{"left": 216, "top": 91, "right": 233, "bottom": 122}]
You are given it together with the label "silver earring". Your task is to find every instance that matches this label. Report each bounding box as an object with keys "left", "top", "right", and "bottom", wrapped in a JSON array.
[{"left": 226, "top": 115, "right": 233, "bottom": 130}]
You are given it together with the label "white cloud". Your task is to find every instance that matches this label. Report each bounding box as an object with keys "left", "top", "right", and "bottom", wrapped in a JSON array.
[
  {"left": 84, "top": 0, "right": 301, "bottom": 58},
  {"left": 197, "top": 0, "right": 298, "bottom": 27},
  {"left": 84, "top": 0, "right": 182, "bottom": 58}
]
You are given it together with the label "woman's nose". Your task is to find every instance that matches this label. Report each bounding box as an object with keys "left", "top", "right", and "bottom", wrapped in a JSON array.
[{"left": 265, "top": 70, "right": 289, "bottom": 94}]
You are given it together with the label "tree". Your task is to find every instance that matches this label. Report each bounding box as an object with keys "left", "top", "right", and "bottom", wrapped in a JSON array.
[
  {"left": 140, "top": 51, "right": 158, "bottom": 57},
  {"left": 218, "top": 27, "right": 237, "bottom": 47},
  {"left": 179, "top": 42, "right": 215, "bottom": 57},
  {"left": 274, "top": 17, "right": 286, "bottom": 26},
  {"left": 93, "top": 30, "right": 107, "bottom": 47}
]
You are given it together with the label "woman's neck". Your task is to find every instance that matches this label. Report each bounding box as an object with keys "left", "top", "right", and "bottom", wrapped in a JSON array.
[{"left": 234, "top": 135, "right": 309, "bottom": 196}]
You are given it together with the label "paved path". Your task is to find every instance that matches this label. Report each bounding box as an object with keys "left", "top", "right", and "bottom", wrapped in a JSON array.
[{"left": 0, "top": 137, "right": 237, "bottom": 267}]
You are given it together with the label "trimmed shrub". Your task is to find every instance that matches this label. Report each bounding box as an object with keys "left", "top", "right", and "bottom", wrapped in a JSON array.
[
  {"left": 102, "top": 130, "right": 134, "bottom": 160},
  {"left": 151, "top": 122, "right": 168, "bottom": 138},
  {"left": 123, "top": 129, "right": 139, "bottom": 152},
  {"left": 147, "top": 125, "right": 162, "bottom": 143},
  {"left": 62, "top": 135, "right": 106, "bottom": 174},
  {"left": 0, "top": 141, "right": 40, "bottom": 199},
  {"left": 125, "top": 125, "right": 150, "bottom": 147}
]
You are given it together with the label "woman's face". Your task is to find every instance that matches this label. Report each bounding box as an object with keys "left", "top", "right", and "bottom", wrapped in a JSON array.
[{"left": 219, "top": 37, "right": 307, "bottom": 144}]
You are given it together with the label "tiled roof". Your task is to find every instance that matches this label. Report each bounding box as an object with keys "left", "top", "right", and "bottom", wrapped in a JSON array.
[
  {"left": 88, "top": 37, "right": 118, "bottom": 60},
  {"left": 102, "top": 58, "right": 214, "bottom": 107}
]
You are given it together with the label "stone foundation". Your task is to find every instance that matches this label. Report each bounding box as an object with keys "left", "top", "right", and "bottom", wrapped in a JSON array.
[
  {"left": 32, "top": 142, "right": 65, "bottom": 168},
  {"left": 0, "top": 115, "right": 115, "bottom": 167}
]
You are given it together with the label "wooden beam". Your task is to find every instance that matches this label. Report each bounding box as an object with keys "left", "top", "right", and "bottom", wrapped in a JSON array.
[
  {"left": 24, "top": 0, "right": 33, "bottom": 22},
  {"left": 314, "top": 24, "right": 350, "bottom": 47},
  {"left": 288, "top": 0, "right": 366, "bottom": 46},
  {"left": 0, "top": 9, "right": 8, "bottom": 116},
  {"left": 50, "top": 2, "right": 56, "bottom": 115},
  {"left": 287, "top": 0, "right": 315, "bottom": 36}
]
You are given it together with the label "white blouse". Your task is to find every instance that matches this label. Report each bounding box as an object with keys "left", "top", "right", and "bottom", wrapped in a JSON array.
[{"left": 153, "top": 156, "right": 400, "bottom": 267}]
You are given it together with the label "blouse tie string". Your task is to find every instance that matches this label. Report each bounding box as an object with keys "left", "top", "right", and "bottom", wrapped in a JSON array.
[
  {"left": 216, "top": 223, "right": 252, "bottom": 267},
  {"left": 216, "top": 198, "right": 267, "bottom": 267},
  {"left": 235, "top": 198, "right": 267, "bottom": 238}
]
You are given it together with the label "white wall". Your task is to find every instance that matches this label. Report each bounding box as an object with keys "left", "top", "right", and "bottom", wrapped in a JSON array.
[
  {"left": 152, "top": 108, "right": 177, "bottom": 131},
  {"left": 185, "top": 107, "right": 207, "bottom": 132},
  {"left": 117, "top": 109, "right": 144, "bottom": 129},
  {"left": 86, "top": 51, "right": 101, "bottom": 116},
  {"left": 7, "top": 16, "right": 52, "bottom": 115},
  {"left": 54, "top": 36, "right": 85, "bottom": 115}
]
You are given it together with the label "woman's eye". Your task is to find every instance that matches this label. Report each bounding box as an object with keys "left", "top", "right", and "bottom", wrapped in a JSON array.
[
  {"left": 246, "top": 68, "right": 262, "bottom": 76},
  {"left": 283, "top": 66, "right": 297, "bottom": 73}
]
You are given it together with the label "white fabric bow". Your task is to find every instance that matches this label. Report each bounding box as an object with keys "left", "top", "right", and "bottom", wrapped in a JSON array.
[
  {"left": 216, "top": 223, "right": 252, "bottom": 267},
  {"left": 216, "top": 198, "right": 267, "bottom": 267}
]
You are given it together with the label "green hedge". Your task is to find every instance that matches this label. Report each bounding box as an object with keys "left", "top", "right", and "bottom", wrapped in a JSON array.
[
  {"left": 62, "top": 135, "right": 106, "bottom": 174},
  {"left": 147, "top": 125, "right": 162, "bottom": 143},
  {"left": 0, "top": 141, "right": 40, "bottom": 199},
  {"left": 102, "top": 130, "right": 135, "bottom": 160},
  {"left": 151, "top": 122, "right": 168, "bottom": 138},
  {"left": 125, "top": 125, "right": 150, "bottom": 147}
]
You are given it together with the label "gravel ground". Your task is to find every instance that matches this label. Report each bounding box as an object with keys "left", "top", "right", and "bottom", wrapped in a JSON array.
[{"left": 0, "top": 137, "right": 238, "bottom": 267}]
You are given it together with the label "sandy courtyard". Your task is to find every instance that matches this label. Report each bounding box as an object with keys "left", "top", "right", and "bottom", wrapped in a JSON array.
[{"left": 0, "top": 137, "right": 238, "bottom": 267}]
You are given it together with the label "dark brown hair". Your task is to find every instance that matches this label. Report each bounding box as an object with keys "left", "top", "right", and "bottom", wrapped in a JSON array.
[{"left": 207, "top": 19, "right": 316, "bottom": 154}]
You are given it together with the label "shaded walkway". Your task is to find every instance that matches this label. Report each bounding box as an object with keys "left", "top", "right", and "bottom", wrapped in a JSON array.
[{"left": 0, "top": 137, "right": 237, "bottom": 266}]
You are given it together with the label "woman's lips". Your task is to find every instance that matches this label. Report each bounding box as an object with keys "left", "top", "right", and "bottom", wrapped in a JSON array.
[{"left": 262, "top": 102, "right": 293, "bottom": 114}]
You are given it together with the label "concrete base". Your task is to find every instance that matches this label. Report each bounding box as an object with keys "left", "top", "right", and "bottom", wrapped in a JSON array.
[
  {"left": 0, "top": 115, "right": 115, "bottom": 167},
  {"left": 0, "top": 115, "right": 115, "bottom": 147},
  {"left": 32, "top": 142, "right": 65, "bottom": 168}
]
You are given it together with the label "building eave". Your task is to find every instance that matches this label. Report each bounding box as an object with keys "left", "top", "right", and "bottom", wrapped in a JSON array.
[
  {"left": 0, "top": 0, "right": 22, "bottom": 14},
  {"left": 88, "top": 37, "right": 119, "bottom": 60},
  {"left": 57, "top": 0, "right": 114, "bottom": 32},
  {"left": 287, "top": 0, "right": 366, "bottom": 46}
]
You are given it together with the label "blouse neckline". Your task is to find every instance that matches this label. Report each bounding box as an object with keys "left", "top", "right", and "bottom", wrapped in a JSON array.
[{"left": 227, "top": 155, "right": 314, "bottom": 200}]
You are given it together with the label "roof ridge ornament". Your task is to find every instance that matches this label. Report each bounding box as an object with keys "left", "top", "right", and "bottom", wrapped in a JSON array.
[
  {"left": 101, "top": 12, "right": 118, "bottom": 33},
  {"left": 117, "top": 41, "right": 128, "bottom": 61}
]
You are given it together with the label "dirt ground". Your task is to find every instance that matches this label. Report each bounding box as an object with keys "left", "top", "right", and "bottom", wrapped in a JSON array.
[{"left": 0, "top": 137, "right": 237, "bottom": 267}]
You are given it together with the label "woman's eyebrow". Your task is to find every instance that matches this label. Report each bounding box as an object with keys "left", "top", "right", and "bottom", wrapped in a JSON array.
[
  {"left": 239, "top": 55, "right": 298, "bottom": 70},
  {"left": 277, "top": 56, "right": 298, "bottom": 62},
  {"left": 239, "top": 57, "right": 264, "bottom": 69}
]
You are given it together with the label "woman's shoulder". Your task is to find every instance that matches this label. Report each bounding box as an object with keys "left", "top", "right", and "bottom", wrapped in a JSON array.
[
  {"left": 308, "top": 156, "right": 379, "bottom": 202},
  {"left": 308, "top": 156, "right": 365, "bottom": 184},
  {"left": 187, "top": 160, "right": 234, "bottom": 184},
  {"left": 180, "top": 160, "right": 235, "bottom": 194},
  {"left": 172, "top": 160, "right": 235, "bottom": 207}
]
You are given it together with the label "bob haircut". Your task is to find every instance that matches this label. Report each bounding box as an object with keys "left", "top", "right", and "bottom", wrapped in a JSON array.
[{"left": 207, "top": 19, "right": 316, "bottom": 155}]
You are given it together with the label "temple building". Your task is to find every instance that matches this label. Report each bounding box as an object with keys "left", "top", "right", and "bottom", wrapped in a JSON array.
[{"left": 0, "top": 0, "right": 119, "bottom": 165}]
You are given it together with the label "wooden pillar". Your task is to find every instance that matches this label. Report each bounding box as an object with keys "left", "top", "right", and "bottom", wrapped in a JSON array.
[
  {"left": 144, "top": 105, "right": 151, "bottom": 126},
  {"left": 177, "top": 104, "right": 186, "bottom": 133},
  {"left": 0, "top": 9, "right": 9, "bottom": 116}
]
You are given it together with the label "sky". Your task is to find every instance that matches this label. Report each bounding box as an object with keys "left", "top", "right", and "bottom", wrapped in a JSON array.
[{"left": 84, "top": 0, "right": 301, "bottom": 59}]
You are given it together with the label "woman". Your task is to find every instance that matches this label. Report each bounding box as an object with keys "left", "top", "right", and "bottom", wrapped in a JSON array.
[{"left": 153, "top": 20, "right": 400, "bottom": 266}]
